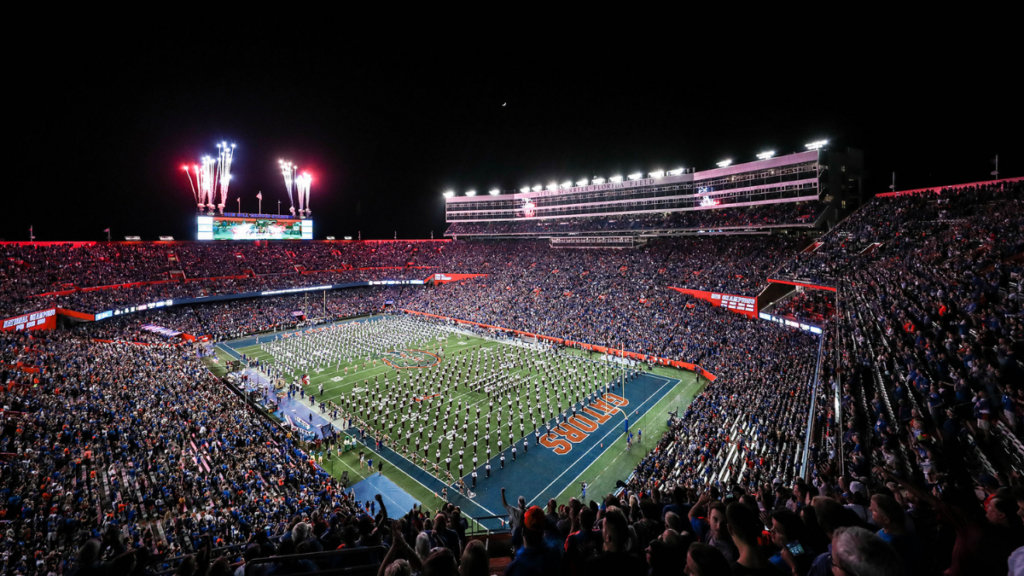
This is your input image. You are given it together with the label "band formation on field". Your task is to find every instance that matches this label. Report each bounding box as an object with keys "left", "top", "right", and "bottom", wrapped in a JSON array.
[{"left": 230, "top": 316, "right": 660, "bottom": 498}]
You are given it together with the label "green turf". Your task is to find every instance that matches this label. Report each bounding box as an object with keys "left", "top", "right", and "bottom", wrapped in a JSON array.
[
  {"left": 220, "top": 319, "right": 702, "bottom": 521},
  {"left": 233, "top": 329, "right": 637, "bottom": 473}
]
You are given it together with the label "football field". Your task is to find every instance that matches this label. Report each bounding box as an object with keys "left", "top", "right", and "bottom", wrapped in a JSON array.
[{"left": 213, "top": 315, "right": 705, "bottom": 529}]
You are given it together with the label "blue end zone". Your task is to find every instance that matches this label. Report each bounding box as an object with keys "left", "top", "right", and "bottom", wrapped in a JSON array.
[{"left": 349, "top": 474, "right": 420, "bottom": 516}]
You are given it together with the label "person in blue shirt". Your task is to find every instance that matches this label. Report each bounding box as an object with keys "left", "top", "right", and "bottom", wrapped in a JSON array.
[
  {"left": 870, "top": 494, "right": 926, "bottom": 575},
  {"left": 769, "top": 508, "right": 815, "bottom": 575}
]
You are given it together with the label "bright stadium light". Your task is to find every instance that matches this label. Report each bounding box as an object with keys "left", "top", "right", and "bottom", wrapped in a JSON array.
[
  {"left": 627, "top": 173, "right": 643, "bottom": 180},
  {"left": 560, "top": 181, "right": 572, "bottom": 189},
  {"left": 716, "top": 159, "right": 733, "bottom": 168},
  {"left": 756, "top": 151, "right": 775, "bottom": 160},
  {"left": 609, "top": 175, "right": 623, "bottom": 183},
  {"left": 443, "top": 191, "right": 455, "bottom": 198},
  {"left": 649, "top": 170, "right": 665, "bottom": 179},
  {"left": 576, "top": 179, "right": 588, "bottom": 186},
  {"left": 592, "top": 177, "right": 605, "bottom": 184},
  {"left": 667, "top": 168, "right": 684, "bottom": 176},
  {"left": 489, "top": 189, "right": 500, "bottom": 195},
  {"left": 532, "top": 185, "right": 542, "bottom": 192},
  {"left": 520, "top": 186, "right": 530, "bottom": 193},
  {"left": 465, "top": 190, "right": 476, "bottom": 197},
  {"left": 546, "top": 183, "right": 558, "bottom": 191},
  {"left": 805, "top": 140, "right": 828, "bottom": 150}
]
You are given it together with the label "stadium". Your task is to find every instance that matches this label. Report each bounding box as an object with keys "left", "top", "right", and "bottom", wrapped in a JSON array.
[{"left": 4, "top": 40, "right": 1023, "bottom": 576}]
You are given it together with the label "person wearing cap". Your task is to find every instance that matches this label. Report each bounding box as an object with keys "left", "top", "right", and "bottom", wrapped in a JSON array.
[{"left": 505, "top": 505, "right": 560, "bottom": 576}]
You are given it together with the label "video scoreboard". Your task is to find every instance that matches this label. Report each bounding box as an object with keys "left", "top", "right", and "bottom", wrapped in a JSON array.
[{"left": 197, "top": 216, "right": 313, "bottom": 240}]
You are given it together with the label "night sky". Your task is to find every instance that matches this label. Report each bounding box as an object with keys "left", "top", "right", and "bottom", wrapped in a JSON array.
[{"left": 8, "top": 29, "right": 1021, "bottom": 242}]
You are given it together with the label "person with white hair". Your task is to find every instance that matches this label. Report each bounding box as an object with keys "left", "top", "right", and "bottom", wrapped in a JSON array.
[{"left": 830, "top": 526, "right": 905, "bottom": 576}]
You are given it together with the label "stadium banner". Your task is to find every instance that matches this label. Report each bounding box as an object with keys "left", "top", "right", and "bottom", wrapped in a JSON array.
[
  {"left": 668, "top": 287, "right": 757, "bottom": 318},
  {"left": 427, "top": 273, "right": 489, "bottom": 285},
  {"left": 766, "top": 279, "right": 837, "bottom": 293},
  {"left": 1, "top": 308, "right": 57, "bottom": 332},
  {"left": 55, "top": 308, "right": 96, "bottom": 321},
  {"left": 400, "top": 308, "right": 717, "bottom": 381},
  {"left": 357, "top": 266, "right": 435, "bottom": 270}
]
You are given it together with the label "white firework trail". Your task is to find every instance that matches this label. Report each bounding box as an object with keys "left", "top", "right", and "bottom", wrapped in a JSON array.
[
  {"left": 279, "top": 160, "right": 296, "bottom": 216},
  {"left": 216, "top": 142, "right": 235, "bottom": 214},
  {"left": 296, "top": 172, "right": 312, "bottom": 217},
  {"left": 199, "top": 156, "right": 218, "bottom": 211}
]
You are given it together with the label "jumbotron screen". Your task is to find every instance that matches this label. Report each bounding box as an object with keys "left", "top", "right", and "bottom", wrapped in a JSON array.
[{"left": 197, "top": 216, "right": 313, "bottom": 240}]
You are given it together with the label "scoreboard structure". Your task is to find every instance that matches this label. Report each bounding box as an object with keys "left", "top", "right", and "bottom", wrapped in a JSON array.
[
  {"left": 197, "top": 215, "right": 313, "bottom": 240},
  {"left": 445, "top": 150, "right": 822, "bottom": 224}
]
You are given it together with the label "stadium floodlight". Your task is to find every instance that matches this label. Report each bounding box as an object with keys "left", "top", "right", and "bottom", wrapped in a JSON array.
[
  {"left": 667, "top": 168, "right": 684, "bottom": 176},
  {"left": 627, "top": 172, "right": 643, "bottom": 180},
  {"left": 465, "top": 190, "right": 476, "bottom": 196},
  {"left": 520, "top": 186, "right": 530, "bottom": 193},
  {"left": 592, "top": 177, "right": 605, "bottom": 184},
  {"left": 716, "top": 159, "right": 732, "bottom": 168},
  {"left": 805, "top": 140, "right": 828, "bottom": 150},
  {"left": 576, "top": 179, "right": 588, "bottom": 186},
  {"left": 442, "top": 191, "right": 455, "bottom": 198},
  {"left": 756, "top": 151, "right": 775, "bottom": 160},
  {"left": 560, "top": 181, "right": 572, "bottom": 189},
  {"left": 649, "top": 170, "right": 665, "bottom": 179},
  {"left": 546, "top": 183, "right": 558, "bottom": 191},
  {"left": 609, "top": 175, "right": 623, "bottom": 183},
  {"left": 489, "top": 189, "right": 500, "bottom": 196},
  {"left": 532, "top": 185, "right": 542, "bottom": 192}
]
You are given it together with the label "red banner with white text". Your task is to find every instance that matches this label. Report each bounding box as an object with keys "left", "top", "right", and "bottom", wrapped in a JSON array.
[{"left": 668, "top": 287, "right": 758, "bottom": 318}]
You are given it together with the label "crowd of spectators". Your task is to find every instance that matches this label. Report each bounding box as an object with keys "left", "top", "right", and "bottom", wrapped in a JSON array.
[
  {"left": 70, "top": 287, "right": 403, "bottom": 343},
  {"left": 400, "top": 236, "right": 800, "bottom": 355},
  {"left": 764, "top": 290, "right": 836, "bottom": 325},
  {"left": 616, "top": 179, "right": 1024, "bottom": 575},
  {"left": 2, "top": 233, "right": 801, "bottom": 320},
  {"left": 0, "top": 330, "right": 403, "bottom": 576},
  {"left": 445, "top": 201, "right": 826, "bottom": 237}
]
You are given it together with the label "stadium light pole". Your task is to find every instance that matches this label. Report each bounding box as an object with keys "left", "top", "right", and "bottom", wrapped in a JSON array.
[{"left": 991, "top": 154, "right": 999, "bottom": 179}]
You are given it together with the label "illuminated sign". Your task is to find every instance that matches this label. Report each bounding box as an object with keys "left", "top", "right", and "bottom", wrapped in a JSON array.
[
  {"left": 3, "top": 308, "right": 56, "bottom": 329},
  {"left": 710, "top": 293, "right": 755, "bottom": 313},
  {"left": 197, "top": 216, "right": 313, "bottom": 240},
  {"left": 2, "top": 308, "right": 57, "bottom": 332},
  {"left": 759, "top": 311, "right": 823, "bottom": 335},
  {"left": 260, "top": 285, "right": 333, "bottom": 296}
]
